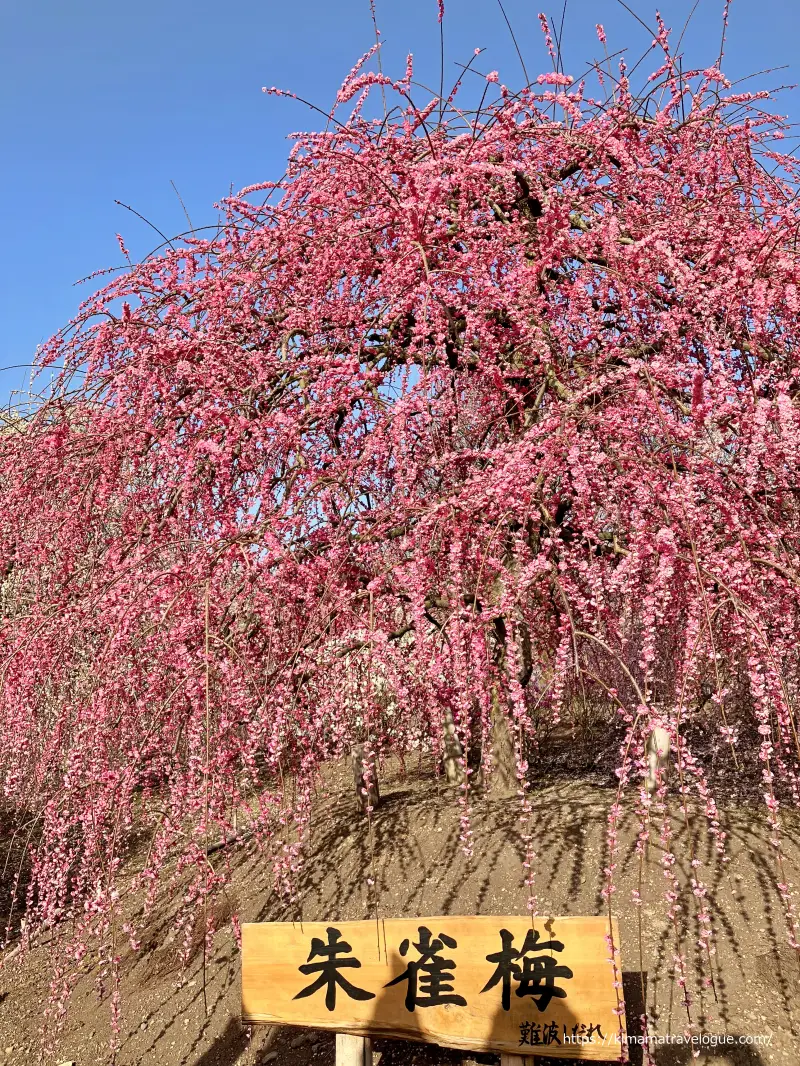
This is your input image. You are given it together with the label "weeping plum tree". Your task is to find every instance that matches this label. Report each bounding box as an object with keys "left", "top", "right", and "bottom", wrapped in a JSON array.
[{"left": 1, "top": 13, "right": 800, "bottom": 1028}]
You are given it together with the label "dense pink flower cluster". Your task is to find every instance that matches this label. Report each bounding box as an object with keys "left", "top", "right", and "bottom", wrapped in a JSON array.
[{"left": 1, "top": 34, "right": 799, "bottom": 1033}]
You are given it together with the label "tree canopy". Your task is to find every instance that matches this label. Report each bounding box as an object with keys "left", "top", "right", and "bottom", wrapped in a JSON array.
[{"left": 1, "top": 23, "right": 799, "bottom": 1024}]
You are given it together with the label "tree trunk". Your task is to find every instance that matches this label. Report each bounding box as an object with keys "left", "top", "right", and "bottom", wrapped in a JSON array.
[
  {"left": 442, "top": 708, "right": 466, "bottom": 785},
  {"left": 489, "top": 687, "right": 517, "bottom": 796},
  {"left": 644, "top": 726, "right": 671, "bottom": 794},
  {"left": 352, "top": 743, "right": 380, "bottom": 813}
]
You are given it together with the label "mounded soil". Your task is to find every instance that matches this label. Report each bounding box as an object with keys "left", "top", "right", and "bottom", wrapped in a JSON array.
[{"left": 0, "top": 753, "right": 798, "bottom": 1066}]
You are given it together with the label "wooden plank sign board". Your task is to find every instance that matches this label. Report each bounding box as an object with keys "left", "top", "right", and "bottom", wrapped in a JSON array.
[{"left": 242, "top": 916, "right": 625, "bottom": 1061}]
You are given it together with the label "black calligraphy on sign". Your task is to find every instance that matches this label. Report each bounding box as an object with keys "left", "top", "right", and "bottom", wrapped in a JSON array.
[
  {"left": 567, "top": 1022, "right": 605, "bottom": 1043},
  {"left": 294, "top": 927, "right": 376, "bottom": 1012},
  {"left": 385, "top": 926, "right": 468, "bottom": 1011},
  {"left": 519, "top": 1020, "right": 561, "bottom": 1047},
  {"left": 520, "top": 1019, "right": 605, "bottom": 1044},
  {"left": 519, "top": 1021, "right": 605, "bottom": 1046},
  {"left": 482, "top": 928, "right": 574, "bottom": 1012}
]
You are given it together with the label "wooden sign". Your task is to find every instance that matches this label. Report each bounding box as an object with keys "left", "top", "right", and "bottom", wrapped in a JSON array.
[{"left": 242, "top": 916, "right": 625, "bottom": 1061}]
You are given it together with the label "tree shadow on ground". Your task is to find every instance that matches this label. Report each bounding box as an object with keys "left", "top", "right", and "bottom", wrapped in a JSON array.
[
  {"left": 250, "top": 769, "right": 798, "bottom": 1047},
  {"left": 95, "top": 758, "right": 797, "bottom": 1065}
]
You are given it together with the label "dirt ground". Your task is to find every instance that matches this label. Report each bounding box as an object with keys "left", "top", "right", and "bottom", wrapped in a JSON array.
[{"left": 0, "top": 755, "right": 798, "bottom": 1066}]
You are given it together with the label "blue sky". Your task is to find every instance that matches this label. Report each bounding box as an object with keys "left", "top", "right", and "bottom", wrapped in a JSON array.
[{"left": 2, "top": 0, "right": 798, "bottom": 406}]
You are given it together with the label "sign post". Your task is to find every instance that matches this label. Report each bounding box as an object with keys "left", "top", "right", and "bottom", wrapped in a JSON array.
[
  {"left": 242, "top": 915, "right": 625, "bottom": 1062},
  {"left": 335, "top": 1033, "right": 373, "bottom": 1066}
]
